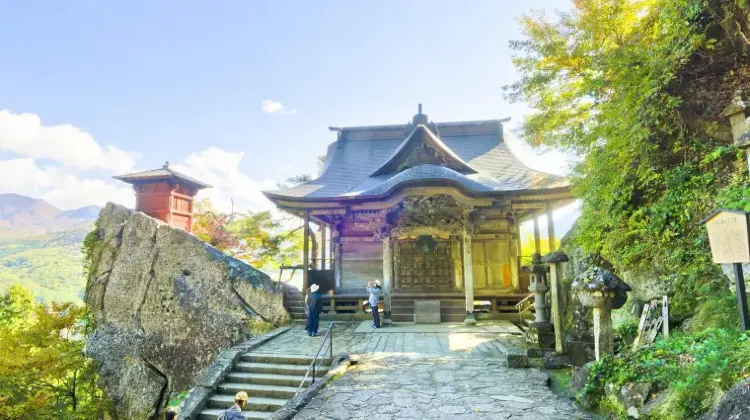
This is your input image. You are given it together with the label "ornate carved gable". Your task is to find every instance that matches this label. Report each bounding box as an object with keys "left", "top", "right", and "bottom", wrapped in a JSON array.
[{"left": 371, "top": 125, "right": 477, "bottom": 176}]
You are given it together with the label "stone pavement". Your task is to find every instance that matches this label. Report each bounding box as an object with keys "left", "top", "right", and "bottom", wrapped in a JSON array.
[
  {"left": 257, "top": 322, "right": 523, "bottom": 358},
  {"left": 252, "top": 323, "right": 591, "bottom": 419},
  {"left": 293, "top": 354, "right": 591, "bottom": 420}
]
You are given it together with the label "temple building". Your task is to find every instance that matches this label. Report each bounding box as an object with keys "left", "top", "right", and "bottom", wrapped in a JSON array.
[
  {"left": 114, "top": 162, "right": 211, "bottom": 232},
  {"left": 263, "top": 106, "right": 572, "bottom": 323}
]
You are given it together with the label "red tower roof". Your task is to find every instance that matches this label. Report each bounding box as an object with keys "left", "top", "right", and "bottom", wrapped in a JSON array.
[{"left": 113, "top": 161, "right": 211, "bottom": 189}]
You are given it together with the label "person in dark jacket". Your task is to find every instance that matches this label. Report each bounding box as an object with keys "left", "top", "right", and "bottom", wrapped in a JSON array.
[
  {"left": 217, "top": 392, "right": 247, "bottom": 419},
  {"left": 306, "top": 284, "right": 323, "bottom": 336},
  {"left": 367, "top": 281, "right": 382, "bottom": 328}
]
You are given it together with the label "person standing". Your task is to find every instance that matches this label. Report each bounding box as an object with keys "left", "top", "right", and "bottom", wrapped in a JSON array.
[
  {"left": 367, "top": 281, "right": 382, "bottom": 328},
  {"left": 217, "top": 392, "right": 248, "bottom": 420},
  {"left": 306, "top": 284, "right": 323, "bottom": 336}
]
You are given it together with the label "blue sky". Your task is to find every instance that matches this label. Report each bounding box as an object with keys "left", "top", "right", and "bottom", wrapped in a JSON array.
[{"left": 0, "top": 0, "right": 577, "bottom": 224}]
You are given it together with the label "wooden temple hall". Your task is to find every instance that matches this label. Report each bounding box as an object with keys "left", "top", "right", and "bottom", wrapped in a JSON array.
[{"left": 263, "top": 106, "right": 572, "bottom": 323}]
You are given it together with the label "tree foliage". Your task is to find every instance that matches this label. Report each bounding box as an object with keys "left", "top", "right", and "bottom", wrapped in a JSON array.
[
  {"left": 192, "top": 200, "right": 302, "bottom": 269},
  {"left": 505, "top": 0, "right": 750, "bottom": 314},
  {"left": 0, "top": 286, "right": 110, "bottom": 419}
]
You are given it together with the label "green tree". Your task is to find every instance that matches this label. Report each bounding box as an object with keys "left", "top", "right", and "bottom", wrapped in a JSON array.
[
  {"left": 0, "top": 284, "right": 34, "bottom": 328},
  {"left": 505, "top": 0, "right": 750, "bottom": 314},
  {"left": 0, "top": 287, "right": 110, "bottom": 419},
  {"left": 192, "top": 200, "right": 303, "bottom": 270}
]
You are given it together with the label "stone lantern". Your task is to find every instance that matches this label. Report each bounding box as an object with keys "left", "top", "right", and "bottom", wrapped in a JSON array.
[
  {"left": 572, "top": 267, "right": 630, "bottom": 360},
  {"left": 523, "top": 253, "right": 555, "bottom": 356},
  {"left": 527, "top": 253, "right": 549, "bottom": 323}
]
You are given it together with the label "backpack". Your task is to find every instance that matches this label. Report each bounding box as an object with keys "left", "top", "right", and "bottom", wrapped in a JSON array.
[{"left": 217, "top": 409, "right": 244, "bottom": 420}]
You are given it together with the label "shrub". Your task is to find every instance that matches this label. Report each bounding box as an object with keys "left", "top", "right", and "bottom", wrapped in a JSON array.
[{"left": 580, "top": 328, "right": 750, "bottom": 418}]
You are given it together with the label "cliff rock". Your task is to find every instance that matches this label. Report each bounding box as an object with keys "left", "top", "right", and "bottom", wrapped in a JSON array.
[{"left": 84, "top": 203, "right": 289, "bottom": 419}]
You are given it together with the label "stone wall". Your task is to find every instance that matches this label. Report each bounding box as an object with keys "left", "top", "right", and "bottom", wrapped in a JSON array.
[{"left": 85, "top": 203, "right": 290, "bottom": 419}]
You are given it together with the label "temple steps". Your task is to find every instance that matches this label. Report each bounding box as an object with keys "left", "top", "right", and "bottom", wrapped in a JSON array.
[{"left": 197, "top": 353, "right": 331, "bottom": 420}]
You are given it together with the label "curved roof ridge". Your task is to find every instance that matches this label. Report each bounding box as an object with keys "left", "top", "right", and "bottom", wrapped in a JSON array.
[{"left": 370, "top": 125, "right": 477, "bottom": 177}]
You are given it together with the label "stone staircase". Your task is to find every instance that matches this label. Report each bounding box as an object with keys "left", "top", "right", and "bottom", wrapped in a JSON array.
[
  {"left": 197, "top": 353, "right": 331, "bottom": 420},
  {"left": 281, "top": 283, "right": 306, "bottom": 320},
  {"left": 391, "top": 298, "right": 465, "bottom": 323}
]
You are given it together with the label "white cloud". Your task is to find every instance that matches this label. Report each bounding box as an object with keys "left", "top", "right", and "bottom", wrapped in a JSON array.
[
  {"left": 42, "top": 178, "right": 134, "bottom": 210},
  {"left": 172, "top": 147, "right": 275, "bottom": 214},
  {"left": 0, "top": 157, "right": 133, "bottom": 209},
  {"left": 261, "top": 99, "right": 296, "bottom": 115},
  {"left": 0, "top": 110, "right": 137, "bottom": 173},
  {"left": 0, "top": 158, "right": 61, "bottom": 193}
]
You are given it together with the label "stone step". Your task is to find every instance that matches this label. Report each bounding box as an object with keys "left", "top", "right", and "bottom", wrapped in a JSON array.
[
  {"left": 241, "top": 353, "right": 331, "bottom": 365},
  {"left": 206, "top": 394, "right": 287, "bottom": 410},
  {"left": 235, "top": 362, "right": 328, "bottom": 376},
  {"left": 391, "top": 313, "right": 466, "bottom": 322},
  {"left": 225, "top": 372, "right": 311, "bottom": 387},
  {"left": 198, "top": 408, "right": 272, "bottom": 420},
  {"left": 217, "top": 382, "right": 299, "bottom": 399}
]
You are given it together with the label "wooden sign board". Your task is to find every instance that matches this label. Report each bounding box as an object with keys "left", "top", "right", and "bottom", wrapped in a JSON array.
[{"left": 704, "top": 210, "right": 750, "bottom": 264}]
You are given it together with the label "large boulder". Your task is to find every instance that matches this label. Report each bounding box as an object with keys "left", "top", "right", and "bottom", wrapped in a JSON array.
[
  {"left": 701, "top": 379, "right": 750, "bottom": 420},
  {"left": 84, "top": 203, "right": 289, "bottom": 419},
  {"left": 621, "top": 268, "right": 675, "bottom": 302}
]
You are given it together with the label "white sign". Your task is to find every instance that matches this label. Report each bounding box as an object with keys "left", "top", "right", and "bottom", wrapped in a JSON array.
[{"left": 705, "top": 211, "right": 750, "bottom": 264}]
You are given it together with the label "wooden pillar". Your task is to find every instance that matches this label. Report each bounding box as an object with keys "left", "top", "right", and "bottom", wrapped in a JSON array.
[
  {"left": 463, "top": 229, "right": 476, "bottom": 325},
  {"left": 547, "top": 206, "right": 556, "bottom": 252},
  {"left": 452, "top": 236, "right": 463, "bottom": 289},
  {"left": 533, "top": 216, "right": 541, "bottom": 255},
  {"left": 333, "top": 226, "right": 342, "bottom": 290},
  {"left": 303, "top": 211, "right": 310, "bottom": 292},
  {"left": 549, "top": 262, "right": 566, "bottom": 353},
  {"left": 382, "top": 234, "right": 393, "bottom": 323},
  {"left": 311, "top": 224, "right": 318, "bottom": 270},
  {"left": 510, "top": 223, "right": 520, "bottom": 290},
  {"left": 321, "top": 225, "right": 327, "bottom": 270}
]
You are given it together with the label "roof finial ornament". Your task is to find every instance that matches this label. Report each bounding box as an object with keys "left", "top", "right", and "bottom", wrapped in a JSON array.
[
  {"left": 163, "top": 161, "right": 170, "bottom": 169},
  {"left": 412, "top": 103, "right": 429, "bottom": 125}
]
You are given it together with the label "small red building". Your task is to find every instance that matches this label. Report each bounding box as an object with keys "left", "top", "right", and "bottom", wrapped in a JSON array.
[{"left": 113, "top": 162, "right": 211, "bottom": 232}]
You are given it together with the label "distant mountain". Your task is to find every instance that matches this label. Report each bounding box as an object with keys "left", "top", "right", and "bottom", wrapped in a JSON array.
[
  {"left": 0, "top": 194, "right": 101, "bottom": 303},
  {"left": 0, "top": 194, "right": 100, "bottom": 237}
]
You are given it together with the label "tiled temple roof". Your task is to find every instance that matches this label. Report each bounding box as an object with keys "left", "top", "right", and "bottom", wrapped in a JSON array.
[
  {"left": 264, "top": 113, "right": 568, "bottom": 202},
  {"left": 113, "top": 162, "right": 212, "bottom": 189}
]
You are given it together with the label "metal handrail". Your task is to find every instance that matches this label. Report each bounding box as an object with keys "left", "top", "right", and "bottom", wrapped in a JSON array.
[
  {"left": 515, "top": 293, "right": 535, "bottom": 323},
  {"left": 295, "top": 322, "right": 334, "bottom": 396}
]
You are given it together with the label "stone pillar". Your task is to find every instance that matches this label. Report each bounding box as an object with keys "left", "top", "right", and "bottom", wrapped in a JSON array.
[
  {"left": 593, "top": 306, "right": 613, "bottom": 358},
  {"left": 543, "top": 251, "right": 569, "bottom": 354},
  {"left": 533, "top": 216, "right": 542, "bottom": 254},
  {"left": 303, "top": 211, "right": 310, "bottom": 292},
  {"left": 721, "top": 90, "right": 750, "bottom": 173},
  {"left": 546, "top": 206, "right": 556, "bottom": 252},
  {"left": 572, "top": 267, "right": 627, "bottom": 361},
  {"left": 382, "top": 234, "right": 393, "bottom": 324},
  {"left": 463, "top": 229, "right": 476, "bottom": 325}
]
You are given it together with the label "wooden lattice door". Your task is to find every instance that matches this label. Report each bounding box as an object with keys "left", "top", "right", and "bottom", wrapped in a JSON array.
[{"left": 395, "top": 241, "right": 455, "bottom": 289}]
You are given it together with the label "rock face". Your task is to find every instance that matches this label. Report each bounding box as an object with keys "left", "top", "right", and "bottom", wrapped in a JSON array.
[
  {"left": 85, "top": 203, "right": 289, "bottom": 419},
  {"left": 621, "top": 268, "right": 675, "bottom": 302},
  {"left": 702, "top": 379, "right": 750, "bottom": 420}
]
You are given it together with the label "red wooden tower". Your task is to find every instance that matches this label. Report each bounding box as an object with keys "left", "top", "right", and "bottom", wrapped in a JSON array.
[{"left": 113, "top": 162, "right": 211, "bottom": 232}]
